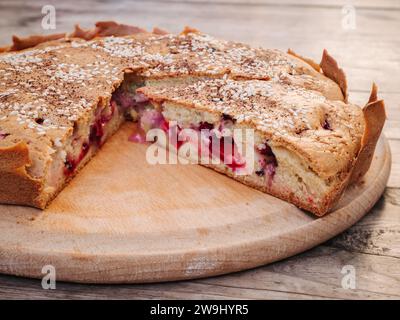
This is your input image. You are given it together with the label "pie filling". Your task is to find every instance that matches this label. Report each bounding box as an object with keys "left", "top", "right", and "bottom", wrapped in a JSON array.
[
  {"left": 111, "top": 80, "right": 278, "bottom": 180},
  {"left": 60, "top": 78, "right": 278, "bottom": 186},
  {"left": 62, "top": 96, "right": 125, "bottom": 176},
  {"left": 0, "top": 131, "right": 10, "bottom": 140}
]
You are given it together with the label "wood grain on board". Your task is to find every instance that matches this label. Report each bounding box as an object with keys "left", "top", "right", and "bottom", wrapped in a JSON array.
[
  {"left": 0, "top": 124, "right": 390, "bottom": 284},
  {"left": 0, "top": 0, "right": 399, "bottom": 299}
]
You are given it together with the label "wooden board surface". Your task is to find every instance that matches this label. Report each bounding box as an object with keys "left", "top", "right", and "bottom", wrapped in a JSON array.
[
  {"left": 0, "top": 0, "right": 399, "bottom": 299},
  {"left": 0, "top": 123, "right": 391, "bottom": 283}
]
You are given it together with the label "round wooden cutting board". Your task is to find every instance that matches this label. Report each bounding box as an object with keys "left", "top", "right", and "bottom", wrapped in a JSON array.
[{"left": 0, "top": 123, "right": 391, "bottom": 284}]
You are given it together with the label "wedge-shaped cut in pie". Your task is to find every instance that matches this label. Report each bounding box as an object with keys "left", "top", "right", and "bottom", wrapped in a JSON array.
[{"left": 0, "top": 21, "right": 386, "bottom": 216}]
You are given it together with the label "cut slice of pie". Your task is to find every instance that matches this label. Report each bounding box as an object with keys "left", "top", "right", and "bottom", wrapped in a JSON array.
[
  {"left": 133, "top": 79, "right": 382, "bottom": 215},
  {"left": 0, "top": 22, "right": 386, "bottom": 215}
]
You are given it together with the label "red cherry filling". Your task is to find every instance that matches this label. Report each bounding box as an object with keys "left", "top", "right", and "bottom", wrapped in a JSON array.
[
  {"left": 65, "top": 100, "right": 118, "bottom": 176},
  {"left": 258, "top": 143, "right": 274, "bottom": 157},
  {"left": 0, "top": 131, "right": 10, "bottom": 140},
  {"left": 198, "top": 122, "right": 214, "bottom": 131},
  {"left": 176, "top": 120, "right": 245, "bottom": 171},
  {"left": 112, "top": 87, "right": 142, "bottom": 110},
  {"left": 128, "top": 125, "right": 147, "bottom": 143},
  {"left": 64, "top": 142, "right": 90, "bottom": 176},
  {"left": 322, "top": 119, "right": 331, "bottom": 130},
  {"left": 256, "top": 142, "right": 278, "bottom": 180},
  {"left": 166, "top": 119, "right": 245, "bottom": 171},
  {"left": 255, "top": 169, "right": 265, "bottom": 177},
  {"left": 159, "top": 118, "right": 169, "bottom": 132},
  {"left": 197, "top": 120, "right": 244, "bottom": 171},
  {"left": 89, "top": 101, "right": 117, "bottom": 146},
  {"left": 222, "top": 113, "right": 235, "bottom": 122},
  {"left": 89, "top": 121, "right": 103, "bottom": 146},
  {"left": 126, "top": 105, "right": 246, "bottom": 171},
  {"left": 209, "top": 134, "right": 246, "bottom": 171},
  {"left": 265, "top": 162, "right": 277, "bottom": 177}
]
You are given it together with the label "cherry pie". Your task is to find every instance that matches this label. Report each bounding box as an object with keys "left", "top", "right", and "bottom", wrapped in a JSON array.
[{"left": 0, "top": 21, "right": 386, "bottom": 215}]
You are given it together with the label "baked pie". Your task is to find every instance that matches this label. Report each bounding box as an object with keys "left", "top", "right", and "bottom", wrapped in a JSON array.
[{"left": 0, "top": 21, "right": 385, "bottom": 215}]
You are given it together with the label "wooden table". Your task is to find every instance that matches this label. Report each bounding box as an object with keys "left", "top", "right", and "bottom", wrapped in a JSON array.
[{"left": 0, "top": 0, "right": 399, "bottom": 299}]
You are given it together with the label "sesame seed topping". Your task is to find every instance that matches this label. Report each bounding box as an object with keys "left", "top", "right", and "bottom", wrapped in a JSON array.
[{"left": 0, "top": 29, "right": 361, "bottom": 161}]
